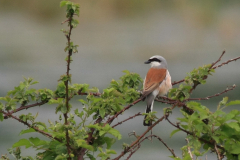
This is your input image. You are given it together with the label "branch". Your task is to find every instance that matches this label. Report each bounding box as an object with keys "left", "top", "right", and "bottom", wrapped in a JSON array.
[
  {"left": 1, "top": 111, "right": 62, "bottom": 142},
  {"left": 166, "top": 117, "right": 225, "bottom": 151},
  {"left": 64, "top": 14, "right": 74, "bottom": 160},
  {"left": 171, "top": 51, "right": 240, "bottom": 87},
  {"left": 4, "top": 101, "right": 47, "bottom": 119},
  {"left": 210, "top": 50, "right": 225, "bottom": 69},
  {"left": 185, "top": 85, "right": 236, "bottom": 102},
  {"left": 126, "top": 144, "right": 140, "bottom": 160},
  {"left": 172, "top": 79, "right": 185, "bottom": 85},
  {"left": 112, "top": 112, "right": 142, "bottom": 128},
  {"left": 151, "top": 135, "right": 178, "bottom": 158},
  {"left": 113, "top": 115, "right": 166, "bottom": 160},
  {"left": 215, "top": 142, "right": 222, "bottom": 160},
  {"left": 212, "top": 56, "right": 240, "bottom": 70},
  {"left": 105, "top": 98, "right": 142, "bottom": 125}
]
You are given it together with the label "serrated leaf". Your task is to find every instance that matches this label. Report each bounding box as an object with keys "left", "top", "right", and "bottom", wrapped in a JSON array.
[
  {"left": 12, "top": 139, "right": 32, "bottom": 148},
  {"left": 29, "top": 137, "right": 48, "bottom": 146},
  {"left": 99, "top": 109, "right": 105, "bottom": 118},
  {"left": 170, "top": 129, "right": 181, "bottom": 138},
  {"left": 19, "top": 128, "right": 36, "bottom": 135}
]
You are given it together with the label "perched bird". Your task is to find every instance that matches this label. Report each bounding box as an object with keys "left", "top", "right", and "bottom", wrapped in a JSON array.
[{"left": 141, "top": 56, "right": 172, "bottom": 126}]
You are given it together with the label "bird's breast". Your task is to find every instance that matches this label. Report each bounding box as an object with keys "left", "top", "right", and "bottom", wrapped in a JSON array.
[{"left": 158, "top": 70, "right": 172, "bottom": 96}]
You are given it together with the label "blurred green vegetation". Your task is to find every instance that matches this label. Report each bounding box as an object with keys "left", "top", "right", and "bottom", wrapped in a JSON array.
[{"left": 1, "top": 0, "right": 240, "bottom": 24}]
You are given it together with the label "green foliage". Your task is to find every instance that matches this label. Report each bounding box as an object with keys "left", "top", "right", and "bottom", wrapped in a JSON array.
[
  {"left": 142, "top": 111, "right": 157, "bottom": 125},
  {"left": 97, "top": 147, "right": 117, "bottom": 160},
  {"left": 185, "top": 64, "right": 214, "bottom": 86},
  {"left": 170, "top": 98, "right": 240, "bottom": 159},
  {"left": 168, "top": 84, "right": 191, "bottom": 101},
  {"left": 1, "top": 1, "right": 239, "bottom": 160}
]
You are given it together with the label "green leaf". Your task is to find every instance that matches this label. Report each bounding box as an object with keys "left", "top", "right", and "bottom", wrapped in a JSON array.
[
  {"left": 227, "top": 122, "right": 240, "bottom": 132},
  {"left": 170, "top": 129, "right": 181, "bottom": 138},
  {"left": 19, "top": 128, "right": 36, "bottom": 135},
  {"left": 106, "top": 149, "right": 116, "bottom": 154},
  {"left": 12, "top": 139, "right": 32, "bottom": 148},
  {"left": 60, "top": 1, "right": 68, "bottom": 7},
  {"left": 230, "top": 144, "right": 240, "bottom": 154},
  {"left": 76, "top": 139, "right": 94, "bottom": 151},
  {"left": 226, "top": 100, "right": 240, "bottom": 107},
  {"left": 99, "top": 109, "right": 105, "bottom": 118},
  {"left": 108, "top": 128, "right": 122, "bottom": 140},
  {"left": 29, "top": 137, "right": 48, "bottom": 146}
]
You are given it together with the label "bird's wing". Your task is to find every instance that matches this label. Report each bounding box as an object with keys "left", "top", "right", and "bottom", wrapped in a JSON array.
[{"left": 141, "top": 68, "right": 166, "bottom": 98}]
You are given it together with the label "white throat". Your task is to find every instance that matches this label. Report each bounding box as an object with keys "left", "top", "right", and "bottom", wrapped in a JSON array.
[{"left": 150, "top": 62, "right": 161, "bottom": 68}]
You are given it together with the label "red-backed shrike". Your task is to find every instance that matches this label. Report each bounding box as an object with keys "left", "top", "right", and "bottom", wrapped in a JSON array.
[{"left": 141, "top": 55, "right": 172, "bottom": 126}]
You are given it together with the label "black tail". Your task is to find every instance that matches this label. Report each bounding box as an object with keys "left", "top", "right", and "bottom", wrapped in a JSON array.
[{"left": 143, "top": 104, "right": 152, "bottom": 126}]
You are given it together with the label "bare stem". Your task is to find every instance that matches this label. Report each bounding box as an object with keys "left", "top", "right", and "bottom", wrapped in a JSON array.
[
  {"left": 64, "top": 14, "right": 74, "bottom": 160},
  {"left": 1, "top": 111, "right": 62, "bottom": 142},
  {"left": 112, "top": 112, "right": 142, "bottom": 128}
]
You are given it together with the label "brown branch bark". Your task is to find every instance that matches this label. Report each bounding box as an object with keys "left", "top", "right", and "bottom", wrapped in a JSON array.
[
  {"left": 105, "top": 98, "right": 142, "bottom": 125},
  {"left": 166, "top": 117, "right": 225, "bottom": 151},
  {"left": 185, "top": 85, "right": 236, "bottom": 102},
  {"left": 112, "top": 112, "right": 142, "bottom": 128},
  {"left": 3, "top": 101, "right": 47, "bottom": 119},
  {"left": 1, "top": 110, "right": 62, "bottom": 142},
  {"left": 64, "top": 14, "right": 74, "bottom": 160}
]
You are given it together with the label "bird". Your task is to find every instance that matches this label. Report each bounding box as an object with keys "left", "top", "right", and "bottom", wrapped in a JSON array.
[{"left": 141, "top": 55, "right": 172, "bottom": 126}]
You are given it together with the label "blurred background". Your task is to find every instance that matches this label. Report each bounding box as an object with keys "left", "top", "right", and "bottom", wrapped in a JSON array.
[{"left": 0, "top": 0, "right": 240, "bottom": 159}]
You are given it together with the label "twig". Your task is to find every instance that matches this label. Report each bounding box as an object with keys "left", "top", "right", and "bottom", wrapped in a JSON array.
[
  {"left": 151, "top": 135, "right": 178, "bottom": 158},
  {"left": 212, "top": 56, "right": 240, "bottom": 70},
  {"left": 214, "top": 143, "right": 222, "bottom": 160},
  {"left": 166, "top": 117, "right": 225, "bottom": 151},
  {"left": 113, "top": 105, "right": 178, "bottom": 160},
  {"left": 1, "top": 111, "right": 62, "bottom": 142},
  {"left": 185, "top": 138, "right": 194, "bottom": 160},
  {"left": 61, "top": 19, "right": 70, "bottom": 24},
  {"left": 172, "top": 79, "right": 185, "bottom": 85},
  {"left": 170, "top": 51, "right": 240, "bottom": 87},
  {"left": 126, "top": 144, "right": 140, "bottom": 160},
  {"left": 112, "top": 112, "right": 142, "bottom": 128},
  {"left": 113, "top": 115, "right": 166, "bottom": 160},
  {"left": 105, "top": 98, "right": 142, "bottom": 125},
  {"left": 210, "top": 50, "right": 225, "bottom": 69},
  {"left": 185, "top": 85, "right": 236, "bottom": 102},
  {"left": 3, "top": 101, "right": 47, "bottom": 119}
]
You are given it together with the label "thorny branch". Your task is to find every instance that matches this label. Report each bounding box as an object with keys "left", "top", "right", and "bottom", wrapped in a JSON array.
[
  {"left": 105, "top": 98, "right": 142, "bottom": 125},
  {"left": 185, "top": 85, "right": 236, "bottom": 102},
  {"left": 113, "top": 115, "right": 166, "bottom": 160},
  {"left": 112, "top": 112, "right": 142, "bottom": 128},
  {"left": 63, "top": 12, "right": 74, "bottom": 160},
  {"left": 166, "top": 117, "right": 225, "bottom": 151},
  {"left": 1, "top": 110, "right": 62, "bottom": 142},
  {"left": 3, "top": 101, "right": 48, "bottom": 119}
]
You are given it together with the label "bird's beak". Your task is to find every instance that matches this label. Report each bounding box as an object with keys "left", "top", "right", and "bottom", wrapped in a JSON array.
[{"left": 144, "top": 60, "right": 151, "bottom": 64}]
